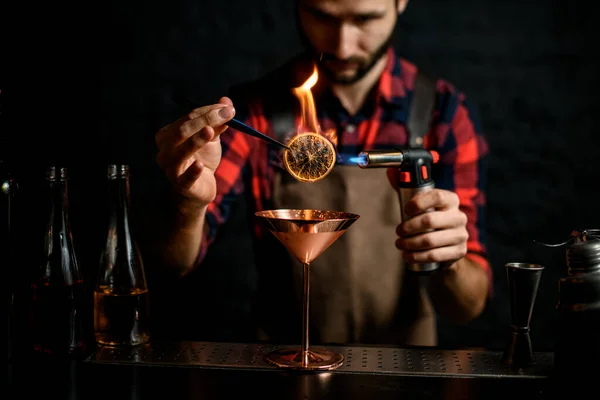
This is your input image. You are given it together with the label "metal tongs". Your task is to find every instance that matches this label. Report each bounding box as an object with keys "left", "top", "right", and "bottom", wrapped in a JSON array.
[{"left": 225, "top": 118, "right": 291, "bottom": 151}]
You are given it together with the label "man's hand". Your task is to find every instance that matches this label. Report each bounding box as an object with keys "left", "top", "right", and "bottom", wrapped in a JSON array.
[
  {"left": 386, "top": 168, "right": 468, "bottom": 268},
  {"left": 155, "top": 97, "right": 235, "bottom": 207},
  {"left": 396, "top": 189, "right": 468, "bottom": 267},
  {"left": 149, "top": 97, "right": 236, "bottom": 276},
  {"left": 386, "top": 168, "right": 489, "bottom": 324}
]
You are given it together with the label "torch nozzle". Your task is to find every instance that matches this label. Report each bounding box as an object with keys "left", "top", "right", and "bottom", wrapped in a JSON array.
[
  {"left": 356, "top": 151, "right": 405, "bottom": 168},
  {"left": 357, "top": 149, "right": 439, "bottom": 168}
]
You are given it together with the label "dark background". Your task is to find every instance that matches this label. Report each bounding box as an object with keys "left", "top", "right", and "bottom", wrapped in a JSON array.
[{"left": 4, "top": 0, "right": 600, "bottom": 351}]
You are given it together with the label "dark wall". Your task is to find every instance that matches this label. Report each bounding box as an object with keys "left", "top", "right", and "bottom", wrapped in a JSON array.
[{"left": 5, "top": 0, "right": 600, "bottom": 351}]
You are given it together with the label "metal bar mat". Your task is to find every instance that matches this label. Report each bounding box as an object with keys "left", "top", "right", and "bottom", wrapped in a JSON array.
[{"left": 86, "top": 341, "right": 553, "bottom": 378}]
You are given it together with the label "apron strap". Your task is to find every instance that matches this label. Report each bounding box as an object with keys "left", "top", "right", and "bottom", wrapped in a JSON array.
[{"left": 407, "top": 70, "right": 438, "bottom": 147}]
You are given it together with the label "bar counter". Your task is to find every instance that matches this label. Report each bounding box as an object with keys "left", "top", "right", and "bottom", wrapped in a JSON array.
[{"left": 8, "top": 340, "right": 573, "bottom": 400}]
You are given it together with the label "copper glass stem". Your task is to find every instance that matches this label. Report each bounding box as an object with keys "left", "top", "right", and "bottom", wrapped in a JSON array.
[{"left": 301, "top": 262, "right": 310, "bottom": 367}]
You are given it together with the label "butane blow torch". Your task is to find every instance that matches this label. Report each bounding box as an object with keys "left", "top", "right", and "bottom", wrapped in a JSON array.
[{"left": 357, "top": 148, "right": 440, "bottom": 273}]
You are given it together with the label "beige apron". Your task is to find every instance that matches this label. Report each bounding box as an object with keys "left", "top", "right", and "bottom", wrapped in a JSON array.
[{"left": 259, "top": 164, "right": 437, "bottom": 347}]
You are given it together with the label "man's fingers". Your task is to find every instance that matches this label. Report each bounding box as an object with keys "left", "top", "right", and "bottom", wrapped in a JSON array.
[
  {"left": 168, "top": 126, "right": 216, "bottom": 168},
  {"left": 156, "top": 104, "right": 235, "bottom": 147},
  {"left": 396, "top": 227, "right": 469, "bottom": 251},
  {"left": 400, "top": 243, "right": 468, "bottom": 264},
  {"left": 194, "top": 105, "right": 234, "bottom": 131},
  {"left": 156, "top": 126, "right": 216, "bottom": 186},
  {"left": 174, "top": 106, "right": 234, "bottom": 144},
  {"left": 404, "top": 189, "right": 460, "bottom": 217},
  {"left": 156, "top": 104, "right": 220, "bottom": 146},
  {"left": 218, "top": 96, "right": 234, "bottom": 107},
  {"left": 397, "top": 210, "right": 467, "bottom": 236},
  {"left": 177, "top": 160, "right": 204, "bottom": 191}
]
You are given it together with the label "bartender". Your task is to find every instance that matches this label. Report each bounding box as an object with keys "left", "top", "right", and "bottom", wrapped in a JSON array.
[{"left": 150, "top": 0, "right": 490, "bottom": 347}]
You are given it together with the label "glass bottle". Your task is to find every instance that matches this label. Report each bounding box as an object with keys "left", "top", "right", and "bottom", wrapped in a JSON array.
[
  {"left": 94, "top": 164, "right": 150, "bottom": 347},
  {"left": 2, "top": 149, "right": 19, "bottom": 361},
  {"left": 29, "top": 166, "right": 87, "bottom": 357},
  {"left": 0, "top": 89, "right": 17, "bottom": 361}
]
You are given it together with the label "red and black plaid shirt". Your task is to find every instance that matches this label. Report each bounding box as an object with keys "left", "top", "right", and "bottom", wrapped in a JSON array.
[{"left": 201, "top": 47, "right": 490, "bottom": 279}]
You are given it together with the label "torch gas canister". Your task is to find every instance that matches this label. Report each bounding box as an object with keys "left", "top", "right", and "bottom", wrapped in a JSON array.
[{"left": 357, "top": 148, "right": 440, "bottom": 273}]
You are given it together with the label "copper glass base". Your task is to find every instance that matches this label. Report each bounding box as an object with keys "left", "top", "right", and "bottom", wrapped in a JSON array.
[{"left": 264, "top": 348, "right": 344, "bottom": 370}]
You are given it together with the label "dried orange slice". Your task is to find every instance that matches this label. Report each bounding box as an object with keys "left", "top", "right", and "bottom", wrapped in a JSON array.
[{"left": 284, "top": 133, "right": 336, "bottom": 182}]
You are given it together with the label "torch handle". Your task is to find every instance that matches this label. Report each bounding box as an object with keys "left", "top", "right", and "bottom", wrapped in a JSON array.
[{"left": 398, "top": 182, "right": 439, "bottom": 273}]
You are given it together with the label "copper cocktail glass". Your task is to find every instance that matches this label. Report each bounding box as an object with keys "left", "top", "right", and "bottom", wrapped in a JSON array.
[{"left": 255, "top": 209, "right": 359, "bottom": 370}]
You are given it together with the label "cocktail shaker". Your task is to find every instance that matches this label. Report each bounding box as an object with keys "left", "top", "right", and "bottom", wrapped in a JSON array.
[
  {"left": 537, "top": 229, "right": 600, "bottom": 375},
  {"left": 555, "top": 229, "right": 600, "bottom": 374}
]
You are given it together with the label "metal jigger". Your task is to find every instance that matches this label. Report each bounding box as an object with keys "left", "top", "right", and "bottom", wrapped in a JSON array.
[{"left": 502, "top": 263, "right": 545, "bottom": 366}]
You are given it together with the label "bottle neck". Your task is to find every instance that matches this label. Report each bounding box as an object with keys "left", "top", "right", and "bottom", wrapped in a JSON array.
[
  {"left": 42, "top": 178, "right": 81, "bottom": 284},
  {"left": 48, "top": 179, "right": 70, "bottom": 232},
  {"left": 2, "top": 164, "right": 18, "bottom": 241},
  {"left": 100, "top": 172, "right": 147, "bottom": 292},
  {"left": 107, "top": 175, "right": 132, "bottom": 233}
]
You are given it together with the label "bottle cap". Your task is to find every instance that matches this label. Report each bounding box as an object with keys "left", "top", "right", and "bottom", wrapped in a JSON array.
[
  {"left": 107, "top": 164, "right": 130, "bottom": 179},
  {"left": 46, "top": 166, "right": 68, "bottom": 181}
]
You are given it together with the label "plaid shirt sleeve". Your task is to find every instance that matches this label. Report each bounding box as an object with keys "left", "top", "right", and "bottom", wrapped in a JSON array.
[{"left": 428, "top": 81, "right": 490, "bottom": 283}]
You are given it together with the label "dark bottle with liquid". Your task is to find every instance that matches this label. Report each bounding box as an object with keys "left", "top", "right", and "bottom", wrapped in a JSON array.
[
  {"left": 29, "top": 166, "right": 87, "bottom": 357},
  {"left": 555, "top": 229, "right": 600, "bottom": 375},
  {"left": 94, "top": 164, "right": 150, "bottom": 347}
]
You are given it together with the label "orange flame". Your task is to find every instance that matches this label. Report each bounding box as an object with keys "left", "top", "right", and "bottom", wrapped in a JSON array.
[
  {"left": 323, "top": 128, "right": 337, "bottom": 147},
  {"left": 292, "top": 64, "right": 338, "bottom": 147},
  {"left": 292, "top": 65, "right": 319, "bottom": 135}
]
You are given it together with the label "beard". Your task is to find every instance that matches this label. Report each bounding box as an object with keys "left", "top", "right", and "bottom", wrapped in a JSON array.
[{"left": 297, "top": 21, "right": 394, "bottom": 85}]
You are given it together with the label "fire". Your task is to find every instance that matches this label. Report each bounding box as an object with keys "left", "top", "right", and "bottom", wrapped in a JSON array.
[
  {"left": 292, "top": 64, "right": 338, "bottom": 147},
  {"left": 323, "top": 128, "right": 337, "bottom": 147}
]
